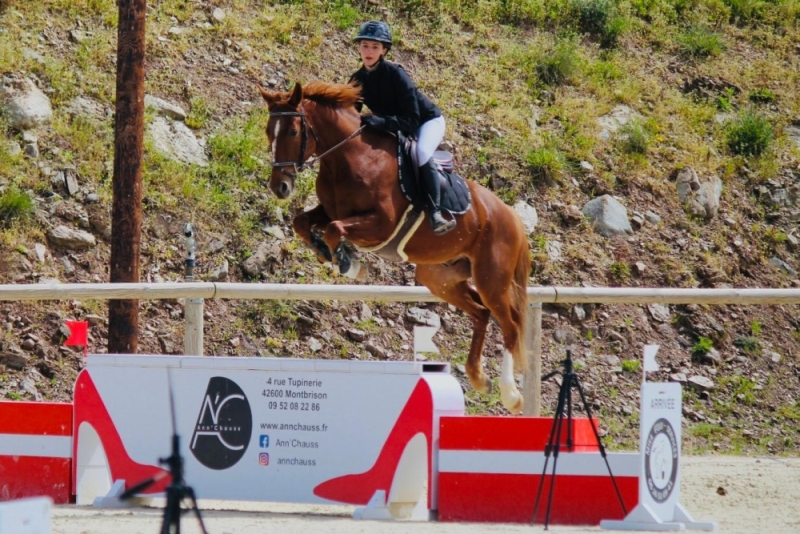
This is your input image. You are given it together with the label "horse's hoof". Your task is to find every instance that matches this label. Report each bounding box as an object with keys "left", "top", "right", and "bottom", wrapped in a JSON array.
[
  {"left": 337, "top": 254, "right": 351, "bottom": 274},
  {"left": 505, "top": 396, "right": 524, "bottom": 415},
  {"left": 310, "top": 232, "right": 332, "bottom": 262},
  {"left": 335, "top": 245, "right": 351, "bottom": 274},
  {"left": 501, "top": 389, "right": 524, "bottom": 415},
  {"left": 470, "top": 374, "right": 492, "bottom": 395}
]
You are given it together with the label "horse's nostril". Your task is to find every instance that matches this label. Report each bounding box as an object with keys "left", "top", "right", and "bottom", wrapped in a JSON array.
[{"left": 280, "top": 182, "right": 290, "bottom": 197}]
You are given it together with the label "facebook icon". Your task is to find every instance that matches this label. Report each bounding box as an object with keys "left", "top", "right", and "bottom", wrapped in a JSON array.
[{"left": 259, "top": 435, "right": 269, "bottom": 448}]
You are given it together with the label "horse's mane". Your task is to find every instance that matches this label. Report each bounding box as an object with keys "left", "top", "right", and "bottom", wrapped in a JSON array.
[{"left": 301, "top": 81, "right": 361, "bottom": 109}]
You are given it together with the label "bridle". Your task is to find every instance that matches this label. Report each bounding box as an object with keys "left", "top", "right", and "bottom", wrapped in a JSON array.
[
  {"left": 269, "top": 109, "right": 315, "bottom": 180},
  {"left": 269, "top": 106, "right": 365, "bottom": 181}
]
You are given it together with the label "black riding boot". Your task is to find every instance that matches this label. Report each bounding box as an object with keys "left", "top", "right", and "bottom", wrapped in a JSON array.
[{"left": 419, "top": 159, "right": 456, "bottom": 236}]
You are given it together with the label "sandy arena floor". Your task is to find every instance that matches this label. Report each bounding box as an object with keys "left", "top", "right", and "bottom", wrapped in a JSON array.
[{"left": 50, "top": 456, "right": 800, "bottom": 534}]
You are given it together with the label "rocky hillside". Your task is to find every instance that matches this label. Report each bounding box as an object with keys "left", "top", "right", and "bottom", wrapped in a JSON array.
[{"left": 1, "top": 0, "right": 800, "bottom": 453}]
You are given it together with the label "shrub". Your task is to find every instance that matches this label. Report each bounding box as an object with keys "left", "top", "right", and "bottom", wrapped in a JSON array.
[
  {"left": 734, "top": 335, "right": 761, "bottom": 355},
  {"left": 526, "top": 146, "right": 566, "bottom": 184},
  {"left": 573, "top": 0, "right": 628, "bottom": 49},
  {"left": 692, "top": 336, "right": 713, "bottom": 357},
  {"left": 618, "top": 120, "right": 649, "bottom": 155},
  {"left": 186, "top": 97, "right": 211, "bottom": 130},
  {"left": 716, "top": 88, "right": 736, "bottom": 112},
  {"left": 726, "top": 110, "right": 773, "bottom": 157},
  {"left": 535, "top": 40, "right": 578, "bottom": 86},
  {"left": 750, "top": 319, "right": 762, "bottom": 336},
  {"left": 749, "top": 88, "right": 776, "bottom": 104},
  {"left": 575, "top": 0, "right": 613, "bottom": 35},
  {"left": 678, "top": 27, "right": 725, "bottom": 58},
  {"left": 621, "top": 359, "right": 641, "bottom": 372},
  {"left": 327, "top": 1, "right": 360, "bottom": 30},
  {"left": 723, "top": 0, "right": 767, "bottom": 25},
  {"left": 610, "top": 261, "right": 632, "bottom": 282},
  {"left": 0, "top": 187, "right": 34, "bottom": 225}
]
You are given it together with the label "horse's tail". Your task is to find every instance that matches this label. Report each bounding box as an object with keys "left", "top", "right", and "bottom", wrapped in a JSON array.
[{"left": 511, "top": 213, "right": 530, "bottom": 371}]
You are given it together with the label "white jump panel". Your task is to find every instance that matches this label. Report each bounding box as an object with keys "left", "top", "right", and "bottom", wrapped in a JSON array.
[{"left": 73, "top": 355, "right": 464, "bottom": 514}]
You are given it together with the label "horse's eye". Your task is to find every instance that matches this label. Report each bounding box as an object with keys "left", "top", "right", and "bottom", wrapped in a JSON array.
[{"left": 289, "top": 129, "right": 298, "bottom": 137}]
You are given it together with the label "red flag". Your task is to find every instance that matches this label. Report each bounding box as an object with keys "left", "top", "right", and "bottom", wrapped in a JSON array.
[{"left": 64, "top": 320, "right": 89, "bottom": 357}]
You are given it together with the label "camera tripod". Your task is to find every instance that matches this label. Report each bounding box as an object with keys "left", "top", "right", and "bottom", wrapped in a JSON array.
[
  {"left": 531, "top": 349, "right": 627, "bottom": 529},
  {"left": 120, "top": 370, "right": 208, "bottom": 534}
]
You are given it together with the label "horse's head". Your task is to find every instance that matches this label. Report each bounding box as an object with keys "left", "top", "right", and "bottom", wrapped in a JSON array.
[{"left": 259, "top": 83, "right": 315, "bottom": 199}]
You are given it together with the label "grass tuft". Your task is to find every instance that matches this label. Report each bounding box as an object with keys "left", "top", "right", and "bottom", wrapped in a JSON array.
[
  {"left": 726, "top": 110, "right": 773, "bottom": 157},
  {"left": 678, "top": 26, "right": 725, "bottom": 58},
  {"left": 0, "top": 187, "right": 34, "bottom": 226}
]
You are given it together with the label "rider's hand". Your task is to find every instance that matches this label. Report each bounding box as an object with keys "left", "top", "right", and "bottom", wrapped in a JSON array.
[{"left": 360, "top": 114, "right": 386, "bottom": 131}]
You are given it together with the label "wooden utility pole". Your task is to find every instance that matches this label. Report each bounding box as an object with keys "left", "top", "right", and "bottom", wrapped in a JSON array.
[{"left": 108, "top": 0, "right": 146, "bottom": 354}]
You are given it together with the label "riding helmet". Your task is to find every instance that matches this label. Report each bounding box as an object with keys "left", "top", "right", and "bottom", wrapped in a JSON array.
[{"left": 354, "top": 20, "right": 392, "bottom": 48}]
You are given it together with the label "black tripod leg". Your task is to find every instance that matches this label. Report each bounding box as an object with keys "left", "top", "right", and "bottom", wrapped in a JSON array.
[
  {"left": 532, "top": 373, "right": 568, "bottom": 526},
  {"left": 543, "top": 404, "right": 566, "bottom": 530},
  {"left": 186, "top": 487, "right": 209, "bottom": 534},
  {"left": 566, "top": 375, "right": 574, "bottom": 451},
  {"left": 574, "top": 377, "right": 628, "bottom": 516},
  {"left": 161, "top": 488, "right": 178, "bottom": 534}
]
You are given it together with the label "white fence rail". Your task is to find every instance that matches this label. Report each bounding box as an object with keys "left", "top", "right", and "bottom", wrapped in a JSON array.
[{"left": 3, "top": 283, "right": 800, "bottom": 416}]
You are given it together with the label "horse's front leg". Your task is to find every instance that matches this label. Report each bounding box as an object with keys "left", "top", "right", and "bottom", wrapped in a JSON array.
[
  {"left": 292, "top": 204, "right": 333, "bottom": 263},
  {"left": 322, "top": 212, "right": 385, "bottom": 276}
]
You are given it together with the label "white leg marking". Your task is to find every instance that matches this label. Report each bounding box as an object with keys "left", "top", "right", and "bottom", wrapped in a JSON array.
[
  {"left": 343, "top": 260, "right": 363, "bottom": 280},
  {"left": 500, "top": 349, "right": 522, "bottom": 413},
  {"left": 272, "top": 121, "right": 280, "bottom": 154}
]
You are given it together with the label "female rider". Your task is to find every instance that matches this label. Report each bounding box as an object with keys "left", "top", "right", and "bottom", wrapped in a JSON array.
[{"left": 349, "top": 20, "right": 455, "bottom": 236}]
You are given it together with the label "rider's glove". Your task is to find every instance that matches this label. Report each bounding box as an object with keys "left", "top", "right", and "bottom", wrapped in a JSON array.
[{"left": 360, "top": 114, "right": 387, "bottom": 131}]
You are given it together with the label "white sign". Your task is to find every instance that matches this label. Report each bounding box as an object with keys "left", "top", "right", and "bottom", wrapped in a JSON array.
[
  {"left": 601, "top": 347, "right": 717, "bottom": 531},
  {"left": 643, "top": 344, "right": 660, "bottom": 373},
  {"left": 640, "top": 382, "right": 683, "bottom": 516},
  {"left": 74, "top": 355, "right": 464, "bottom": 517},
  {"left": 414, "top": 326, "right": 440, "bottom": 359}
]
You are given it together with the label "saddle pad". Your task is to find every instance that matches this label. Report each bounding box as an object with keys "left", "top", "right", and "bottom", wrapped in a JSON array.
[{"left": 397, "top": 134, "right": 471, "bottom": 216}]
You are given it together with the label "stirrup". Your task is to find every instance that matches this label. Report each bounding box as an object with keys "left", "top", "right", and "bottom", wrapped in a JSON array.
[{"left": 430, "top": 211, "right": 456, "bottom": 236}]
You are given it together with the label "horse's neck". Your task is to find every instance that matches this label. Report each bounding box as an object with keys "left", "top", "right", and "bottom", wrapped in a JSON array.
[{"left": 306, "top": 102, "right": 359, "bottom": 155}]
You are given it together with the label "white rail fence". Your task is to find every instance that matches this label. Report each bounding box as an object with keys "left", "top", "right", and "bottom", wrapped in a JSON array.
[{"left": 3, "top": 282, "right": 800, "bottom": 416}]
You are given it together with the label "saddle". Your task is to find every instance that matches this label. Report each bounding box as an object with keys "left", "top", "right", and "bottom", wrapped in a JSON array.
[
  {"left": 353, "top": 134, "right": 472, "bottom": 263},
  {"left": 396, "top": 133, "right": 471, "bottom": 215}
]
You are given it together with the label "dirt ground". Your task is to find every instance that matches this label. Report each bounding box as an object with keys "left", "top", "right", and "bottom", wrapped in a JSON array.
[{"left": 48, "top": 455, "right": 800, "bottom": 534}]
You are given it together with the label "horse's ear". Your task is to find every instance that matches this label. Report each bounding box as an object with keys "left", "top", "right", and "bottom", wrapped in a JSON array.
[
  {"left": 288, "top": 82, "right": 303, "bottom": 108},
  {"left": 258, "top": 85, "right": 277, "bottom": 105}
]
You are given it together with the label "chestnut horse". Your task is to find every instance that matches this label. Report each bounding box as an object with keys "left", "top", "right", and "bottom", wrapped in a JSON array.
[{"left": 259, "top": 81, "right": 530, "bottom": 413}]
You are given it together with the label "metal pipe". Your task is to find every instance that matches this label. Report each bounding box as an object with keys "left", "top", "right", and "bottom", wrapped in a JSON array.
[{"left": 183, "top": 223, "right": 204, "bottom": 356}]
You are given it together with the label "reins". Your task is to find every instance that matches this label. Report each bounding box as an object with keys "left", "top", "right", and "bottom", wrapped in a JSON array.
[{"left": 301, "top": 125, "right": 365, "bottom": 171}]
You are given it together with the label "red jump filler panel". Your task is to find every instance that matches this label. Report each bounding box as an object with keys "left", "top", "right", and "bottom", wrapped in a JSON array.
[
  {"left": 0, "top": 402, "right": 73, "bottom": 504},
  {"left": 437, "top": 416, "right": 639, "bottom": 525}
]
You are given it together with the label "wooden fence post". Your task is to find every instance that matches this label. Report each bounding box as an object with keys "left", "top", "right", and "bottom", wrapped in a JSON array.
[{"left": 523, "top": 301, "right": 543, "bottom": 416}]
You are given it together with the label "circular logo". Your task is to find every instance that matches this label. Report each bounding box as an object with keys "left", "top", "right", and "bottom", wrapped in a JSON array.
[
  {"left": 644, "top": 417, "right": 678, "bottom": 503},
  {"left": 190, "top": 377, "right": 252, "bottom": 470}
]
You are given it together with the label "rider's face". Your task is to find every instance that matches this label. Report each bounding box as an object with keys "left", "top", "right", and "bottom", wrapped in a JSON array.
[{"left": 358, "top": 40, "right": 387, "bottom": 68}]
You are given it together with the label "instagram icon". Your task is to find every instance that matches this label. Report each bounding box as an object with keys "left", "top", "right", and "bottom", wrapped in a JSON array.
[{"left": 258, "top": 452, "right": 269, "bottom": 466}]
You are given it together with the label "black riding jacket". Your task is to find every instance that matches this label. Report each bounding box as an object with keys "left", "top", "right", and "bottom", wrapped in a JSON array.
[{"left": 349, "top": 57, "right": 441, "bottom": 135}]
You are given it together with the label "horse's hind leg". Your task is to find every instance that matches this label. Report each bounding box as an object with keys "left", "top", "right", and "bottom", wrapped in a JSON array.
[
  {"left": 415, "top": 261, "right": 492, "bottom": 395},
  {"left": 471, "top": 244, "right": 527, "bottom": 414}
]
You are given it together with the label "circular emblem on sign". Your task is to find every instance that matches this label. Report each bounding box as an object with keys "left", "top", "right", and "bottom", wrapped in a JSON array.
[
  {"left": 190, "top": 376, "right": 252, "bottom": 470},
  {"left": 644, "top": 417, "right": 678, "bottom": 503}
]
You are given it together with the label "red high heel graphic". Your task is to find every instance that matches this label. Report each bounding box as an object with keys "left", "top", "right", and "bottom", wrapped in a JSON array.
[
  {"left": 73, "top": 371, "right": 170, "bottom": 494},
  {"left": 313, "top": 380, "right": 433, "bottom": 505}
]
